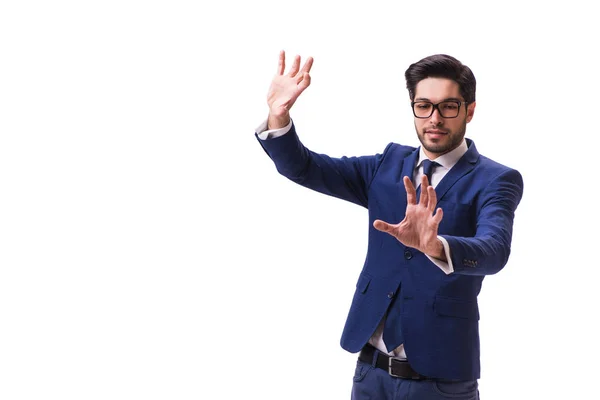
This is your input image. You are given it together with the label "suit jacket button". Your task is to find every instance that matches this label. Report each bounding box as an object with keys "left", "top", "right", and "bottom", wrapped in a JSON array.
[
  {"left": 404, "top": 250, "right": 413, "bottom": 260},
  {"left": 387, "top": 292, "right": 395, "bottom": 299}
]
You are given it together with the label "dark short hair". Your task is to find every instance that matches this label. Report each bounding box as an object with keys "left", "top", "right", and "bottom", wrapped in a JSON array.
[{"left": 405, "top": 54, "right": 476, "bottom": 103}]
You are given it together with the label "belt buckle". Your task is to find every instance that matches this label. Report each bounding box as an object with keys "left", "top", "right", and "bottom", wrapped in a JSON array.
[
  {"left": 388, "top": 357, "right": 421, "bottom": 380},
  {"left": 388, "top": 357, "right": 401, "bottom": 378}
]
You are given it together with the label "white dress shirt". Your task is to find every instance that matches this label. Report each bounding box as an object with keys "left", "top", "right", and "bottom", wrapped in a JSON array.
[
  {"left": 369, "top": 139, "right": 467, "bottom": 359},
  {"left": 256, "top": 119, "right": 469, "bottom": 358}
]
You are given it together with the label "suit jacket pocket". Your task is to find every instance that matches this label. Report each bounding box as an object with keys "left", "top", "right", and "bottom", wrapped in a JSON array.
[
  {"left": 434, "top": 296, "right": 480, "bottom": 320},
  {"left": 356, "top": 273, "right": 372, "bottom": 294}
]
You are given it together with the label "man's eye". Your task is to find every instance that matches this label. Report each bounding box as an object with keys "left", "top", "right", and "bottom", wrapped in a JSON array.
[
  {"left": 416, "top": 103, "right": 431, "bottom": 109},
  {"left": 441, "top": 103, "right": 458, "bottom": 110}
]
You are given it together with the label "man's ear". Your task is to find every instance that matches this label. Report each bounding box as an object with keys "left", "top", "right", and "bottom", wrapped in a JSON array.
[{"left": 466, "top": 101, "right": 476, "bottom": 123}]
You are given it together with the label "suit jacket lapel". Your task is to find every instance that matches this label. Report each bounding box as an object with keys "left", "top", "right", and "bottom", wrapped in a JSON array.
[
  {"left": 434, "top": 139, "right": 480, "bottom": 204},
  {"left": 391, "top": 147, "right": 419, "bottom": 222},
  {"left": 400, "top": 147, "right": 420, "bottom": 186}
]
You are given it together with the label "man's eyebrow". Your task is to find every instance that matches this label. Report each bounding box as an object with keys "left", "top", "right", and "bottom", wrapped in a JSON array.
[{"left": 414, "top": 97, "right": 463, "bottom": 102}]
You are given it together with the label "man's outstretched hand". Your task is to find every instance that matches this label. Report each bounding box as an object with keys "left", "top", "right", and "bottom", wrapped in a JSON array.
[
  {"left": 373, "top": 176, "right": 447, "bottom": 261},
  {"left": 267, "top": 50, "right": 313, "bottom": 130}
]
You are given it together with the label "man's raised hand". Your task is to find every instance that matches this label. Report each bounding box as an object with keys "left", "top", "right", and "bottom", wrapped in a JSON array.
[{"left": 267, "top": 50, "right": 313, "bottom": 130}]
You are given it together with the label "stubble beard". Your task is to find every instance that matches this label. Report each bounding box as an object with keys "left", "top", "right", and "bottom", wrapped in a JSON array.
[{"left": 416, "top": 119, "right": 467, "bottom": 156}]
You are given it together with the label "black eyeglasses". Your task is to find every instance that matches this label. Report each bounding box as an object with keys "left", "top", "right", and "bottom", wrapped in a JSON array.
[{"left": 411, "top": 100, "right": 467, "bottom": 119}]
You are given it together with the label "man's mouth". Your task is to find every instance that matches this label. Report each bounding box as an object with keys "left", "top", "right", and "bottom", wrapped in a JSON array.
[{"left": 425, "top": 129, "right": 448, "bottom": 139}]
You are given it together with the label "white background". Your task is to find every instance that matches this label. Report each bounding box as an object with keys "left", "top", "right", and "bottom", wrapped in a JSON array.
[{"left": 1, "top": 1, "right": 598, "bottom": 399}]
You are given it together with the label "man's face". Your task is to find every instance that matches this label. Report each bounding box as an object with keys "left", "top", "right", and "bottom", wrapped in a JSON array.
[{"left": 413, "top": 77, "right": 476, "bottom": 158}]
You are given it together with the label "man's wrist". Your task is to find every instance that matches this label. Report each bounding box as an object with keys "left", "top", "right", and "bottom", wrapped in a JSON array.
[
  {"left": 267, "top": 112, "right": 290, "bottom": 130},
  {"left": 426, "top": 239, "right": 447, "bottom": 262}
]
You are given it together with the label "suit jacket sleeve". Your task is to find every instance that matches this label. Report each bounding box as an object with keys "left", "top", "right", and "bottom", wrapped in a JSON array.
[
  {"left": 256, "top": 122, "right": 387, "bottom": 208},
  {"left": 441, "top": 168, "right": 524, "bottom": 276}
]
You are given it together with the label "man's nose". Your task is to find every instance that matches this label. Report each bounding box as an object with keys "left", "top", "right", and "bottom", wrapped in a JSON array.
[{"left": 429, "top": 107, "right": 443, "bottom": 125}]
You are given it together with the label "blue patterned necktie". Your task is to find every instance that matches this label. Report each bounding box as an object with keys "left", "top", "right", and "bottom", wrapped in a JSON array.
[
  {"left": 383, "top": 159, "right": 439, "bottom": 352},
  {"left": 422, "top": 159, "right": 438, "bottom": 185},
  {"left": 416, "top": 159, "right": 439, "bottom": 197}
]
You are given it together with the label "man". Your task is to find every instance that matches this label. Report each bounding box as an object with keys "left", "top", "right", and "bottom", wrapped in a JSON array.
[{"left": 255, "top": 51, "right": 523, "bottom": 400}]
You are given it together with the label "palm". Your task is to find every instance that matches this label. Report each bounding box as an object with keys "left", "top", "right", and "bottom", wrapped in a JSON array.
[
  {"left": 267, "top": 75, "right": 306, "bottom": 115},
  {"left": 267, "top": 51, "right": 313, "bottom": 119},
  {"left": 393, "top": 202, "right": 441, "bottom": 250},
  {"left": 373, "top": 176, "right": 444, "bottom": 256}
]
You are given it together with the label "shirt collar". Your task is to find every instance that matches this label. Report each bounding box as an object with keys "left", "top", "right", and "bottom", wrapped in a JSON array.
[{"left": 417, "top": 139, "right": 469, "bottom": 170}]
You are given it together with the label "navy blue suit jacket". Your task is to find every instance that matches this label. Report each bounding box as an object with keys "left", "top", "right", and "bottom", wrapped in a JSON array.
[{"left": 257, "top": 124, "right": 524, "bottom": 381}]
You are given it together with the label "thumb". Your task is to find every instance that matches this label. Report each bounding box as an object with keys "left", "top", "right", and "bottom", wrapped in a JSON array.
[
  {"left": 373, "top": 219, "right": 394, "bottom": 233},
  {"left": 298, "top": 72, "right": 311, "bottom": 92}
]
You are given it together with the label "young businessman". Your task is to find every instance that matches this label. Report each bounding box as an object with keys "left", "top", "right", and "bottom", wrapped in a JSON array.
[{"left": 255, "top": 51, "right": 523, "bottom": 400}]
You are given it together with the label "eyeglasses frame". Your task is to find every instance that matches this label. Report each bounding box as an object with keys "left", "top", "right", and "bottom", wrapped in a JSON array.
[{"left": 411, "top": 100, "right": 469, "bottom": 119}]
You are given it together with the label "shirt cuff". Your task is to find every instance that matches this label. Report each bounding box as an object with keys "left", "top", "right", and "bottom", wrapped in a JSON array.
[
  {"left": 255, "top": 119, "right": 293, "bottom": 140},
  {"left": 426, "top": 236, "right": 454, "bottom": 275}
]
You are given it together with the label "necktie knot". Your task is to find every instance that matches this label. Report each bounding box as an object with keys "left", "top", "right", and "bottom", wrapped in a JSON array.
[{"left": 422, "top": 159, "right": 439, "bottom": 184}]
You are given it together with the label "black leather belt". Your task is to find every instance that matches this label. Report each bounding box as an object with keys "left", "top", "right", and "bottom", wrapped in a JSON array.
[{"left": 358, "top": 344, "right": 430, "bottom": 380}]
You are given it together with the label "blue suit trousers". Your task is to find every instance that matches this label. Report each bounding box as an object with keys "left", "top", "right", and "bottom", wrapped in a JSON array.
[{"left": 351, "top": 357, "right": 479, "bottom": 400}]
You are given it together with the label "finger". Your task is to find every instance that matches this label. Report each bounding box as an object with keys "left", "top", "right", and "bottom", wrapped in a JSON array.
[
  {"left": 300, "top": 56, "right": 314, "bottom": 74},
  {"left": 288, "top": 55, "right": 301, "bottom": 77},
  {"left": 295, "top": 70, "right": 306, "bottom": 83},
  {"left": 277, "top": 50, "right": 285, "bottom": 75},
  {"left": 404, "top": 176, "right": 416, "bottom": 205},
  {"left": 419, "top": 175, "right": 429, "bottom": 206},
  {"left": 427, "top": 185, "right": 438, "bottom": 212},
  {"left": 373, "top": 219, "right": 395, "bottom": 233},
  {"left": 297, "top": 72, "right": 311, "bottom": 92},
  {"left": 432, "top": 207, "right": 443, "bottom": 224}
]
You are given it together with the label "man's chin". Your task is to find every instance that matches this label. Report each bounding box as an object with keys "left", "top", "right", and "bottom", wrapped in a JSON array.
[
  {"left": 426, "top": 141, "right": 460, "bottom": 155},
  {"left": 423, "top": 139, "right": 449, "bottom": 154}
]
